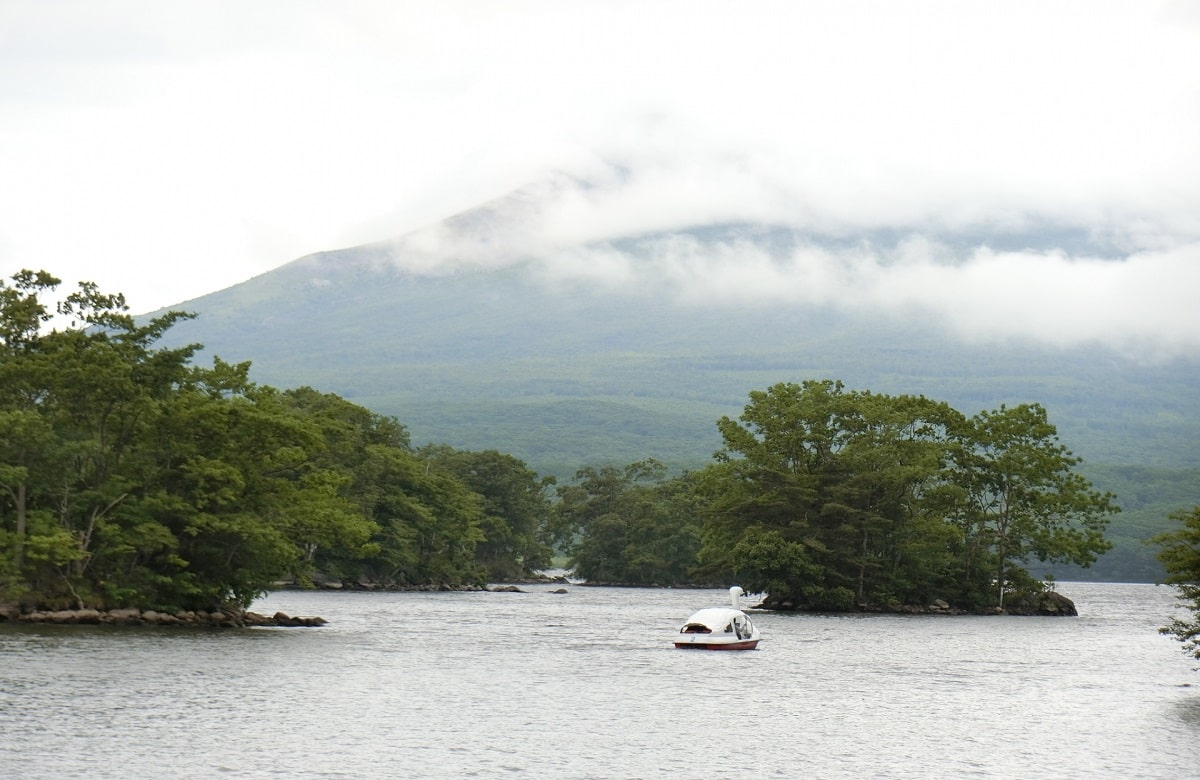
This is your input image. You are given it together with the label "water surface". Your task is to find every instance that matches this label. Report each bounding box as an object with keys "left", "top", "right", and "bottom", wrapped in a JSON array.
[{"left": 2, "top": 583, "right": 1197, "bottom": 778}]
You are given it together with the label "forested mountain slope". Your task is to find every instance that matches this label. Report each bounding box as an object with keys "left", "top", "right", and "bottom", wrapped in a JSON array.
[
  {"left": 158, "top": 237, "right": 1199, "bottom": 477},
  {"left": 151, "top": 186, "right": 1200, "bottom": 581}
]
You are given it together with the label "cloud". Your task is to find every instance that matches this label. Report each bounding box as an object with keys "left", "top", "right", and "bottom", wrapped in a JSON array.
[
  {"left": 1, "top": 0, "right": 1197, "bottom": 360},
  {"left": 580, "top": 234, "right": 1200, "bottom": 359},
  {"left": 377, "top": 163, "right": 1200, "bottom": 358},
  {"left": 880, "top": 242, "right": 1200, "bottom": 355}
]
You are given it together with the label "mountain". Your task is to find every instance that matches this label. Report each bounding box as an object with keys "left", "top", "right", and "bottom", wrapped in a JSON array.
[
  {"left": 155, "top": 178, "right": 1200, "bottom": 477},
  {"left": 149, "top": 180, "right": 1200, "bottom": 582}
]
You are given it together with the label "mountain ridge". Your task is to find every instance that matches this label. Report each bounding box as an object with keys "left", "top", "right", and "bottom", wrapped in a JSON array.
[
  {"left": 157, "top": 239, "right": 1200, "bottom": 475},
  {"left": 150, "top": 175, "right": 1199, "bottom": 480},
  {"left": 144, "top": 184, "right": 1200, "bottom": 582}
]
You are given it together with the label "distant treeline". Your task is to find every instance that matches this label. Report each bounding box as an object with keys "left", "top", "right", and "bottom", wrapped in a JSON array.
[
  {"left": 0, "top": 271, "right": 1157, "bottom": 614},
  {"left": 554, "top": 379, "right": 1120, "bottom": 612}
]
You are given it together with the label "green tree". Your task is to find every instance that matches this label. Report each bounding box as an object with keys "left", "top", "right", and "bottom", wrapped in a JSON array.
[
  {"left": 699, "top": 380, "right": 961, "bottom": 609},
  {"left": 418, "top": 446, "right": 554, "bottom": 581},
  {"left": 352, "top": 443, "right": 486, "bottom": 587},
  {"left": 697, "top": 380, "right": 843, "bottom": 590},
  {"left": 1154, "top": 506, "right": 1200, "bottom": 660},
  {"left": 0, "top": 270, "right": 64, "bottom": 574},
  {"left": 0, "top": 271, "right": 207, "bottom": 607},
  {"left": 1, "top": 271, "right": 402, "bottom": 610},
  {"left": 826, "top": 391, "right": 963, "bottom": 607},
  {"left": 946, "top": 403, "right": 1116, "bottom": 608},
  {"left": 628, "top": 470, "right": 706, "bottom": 584},
  {"left": 698, "top": 381, "right": 1115, "bottom": 611},
  {"left": 130, "top": 377, "right": 383, "bottom": 608},
  {"left": 555, "top": 459, "right": 701, "bottom": 584},
  {"left": 275, "top": 387, "right": 405, "bottom": 579}
]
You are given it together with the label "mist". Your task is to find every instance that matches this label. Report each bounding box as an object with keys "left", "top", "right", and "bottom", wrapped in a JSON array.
[
  {"left": 374, "top": 164, "right": 1200, "bottom": 360},
  {"left": 3, "top": 0, "right": 1198, "bottom": 361}
]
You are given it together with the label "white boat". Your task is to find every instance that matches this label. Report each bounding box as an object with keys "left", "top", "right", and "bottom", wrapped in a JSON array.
[{"left": 674, "top": 586, "right": 761, "bottom": 650}]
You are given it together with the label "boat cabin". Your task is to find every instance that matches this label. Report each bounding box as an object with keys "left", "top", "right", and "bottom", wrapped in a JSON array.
[{"left": 679, "top": 607, "right": 757, "bottom": 639}]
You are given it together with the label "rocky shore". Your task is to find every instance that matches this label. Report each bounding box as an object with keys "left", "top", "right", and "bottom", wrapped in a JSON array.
[
  {"left": 277, "top": 572, "right": 572, "bottom": 591},
  {"left": 0, "top": 604, "right": 327, "bottom": 627},
  {"left": 753, "top": 589, "right": 1079, "bottom": 616},
  {"left": 0, "top": 576, "right": 577, "bottom": 628}
]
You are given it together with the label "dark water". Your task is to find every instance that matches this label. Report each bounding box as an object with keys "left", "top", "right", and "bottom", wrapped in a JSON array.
[{"left": 2, "top": 583, "right": 1198, "bottom": 779}]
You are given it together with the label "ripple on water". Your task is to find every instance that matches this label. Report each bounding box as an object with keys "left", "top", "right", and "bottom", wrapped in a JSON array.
[{"left": 2, "top": 582, "right": 1199, "bottom": 779}]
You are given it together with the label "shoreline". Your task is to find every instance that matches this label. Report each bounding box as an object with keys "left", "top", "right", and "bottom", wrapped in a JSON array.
[{"left": 0, "top": 606, "right": 327, "bottom": 627}]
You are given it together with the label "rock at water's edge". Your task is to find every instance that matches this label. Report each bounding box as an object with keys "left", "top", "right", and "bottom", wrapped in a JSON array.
[
  {"left": 1002, "top": 590, "right": 1078, "bottom": 616},
  {"left": 752, "top": 589, "right": 1078, "bottom": 616},
  {"left": 2, "top": 607, "right": 327, "bottom": 627}
]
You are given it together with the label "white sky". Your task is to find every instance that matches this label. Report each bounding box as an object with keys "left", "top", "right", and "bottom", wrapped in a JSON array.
[{"left": 2, "top": 0, "right": 1199, "bottom": 356}]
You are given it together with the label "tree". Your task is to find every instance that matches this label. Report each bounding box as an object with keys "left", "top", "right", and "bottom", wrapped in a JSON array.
[
  {"left": 0, "top": 271, "right": 208, "bottom": 608},
  {"left": 945, "top": 404, "right": 1116, "bottom": 608},
  {"left": 2, "top": 272, "right": 392, "bottom": 608},
  {"left": 350, "top": 443, "right": 486, "bottom": 587},
  {"left": 698, "top": 382, "right": 1116, "bottom": 611},
  {"left": 0, "top": 270, "right": 62, "bottom": 573},
  {"left": 699, "top": 380, "right": 962, "bottom": 609},
  {"left": 1154, "top": 506, "right": 1200, "bottom": 661},
  {"left": 825, "top": 391, "right": 963, "bottom": 607},
  {"left": 418, "top": 446, "right": 554, "bottom": 581},
  {"left": 696, "top": 381, "right": 842, "bottom": 591},
  {"left": 129, "top": 378, "right": 383, "bottom": 609},
  {"left": 555, "top": 459, "right": 701, "bottom": 584}
]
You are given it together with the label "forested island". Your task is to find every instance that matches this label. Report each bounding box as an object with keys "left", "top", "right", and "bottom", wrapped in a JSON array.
[{"left": 0, "top": 271, "right": 1130, "bottom": 619}]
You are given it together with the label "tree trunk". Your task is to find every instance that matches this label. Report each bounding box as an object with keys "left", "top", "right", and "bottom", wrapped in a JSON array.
[
  {"left": 996, "top": 529, "right": 1007, "bottom": 610},
  {"left": 14, "top": 481, "right": 26, "bottom": 570},
  {"left": 857, "top": 522, "right": 868, "bottom": 603}
]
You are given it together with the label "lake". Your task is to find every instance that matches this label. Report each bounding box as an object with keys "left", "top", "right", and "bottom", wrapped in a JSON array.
[{"left": 2, "top": 582, "right": 1198, "bottom": 779}]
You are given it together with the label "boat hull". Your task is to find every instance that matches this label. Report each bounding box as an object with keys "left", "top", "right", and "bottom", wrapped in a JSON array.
[{"left": 673, "top": 638, "right": 759, "bottom": 650}]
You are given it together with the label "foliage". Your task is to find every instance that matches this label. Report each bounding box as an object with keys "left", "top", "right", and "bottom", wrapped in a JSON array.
[
  {"left": 693, "top": 380, "right": 1116, "bottom": 611},
  {"left": 0, "top": 270, "right": 555, "bottom": 611},
  {"left": 1154, "top": 507, "right": 1200, "bottom": 661},
  {"left": 942, "top": 403, "right": 1117, "bottom": 608},
  {"left": 151, "top": 256, "right": 1200, "bottom": 584},
  {"left": 417, "top": 445, "right": 555, "bottom": 581},
  {"left": 553, "top": 460, "right": 703, "bottom": 585},
  {"left": 0, "top": 268, "right": 1133, "bottom": 613}
]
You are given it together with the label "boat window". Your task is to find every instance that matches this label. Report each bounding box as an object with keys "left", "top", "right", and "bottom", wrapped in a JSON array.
[{"left": 681, "top": 623, "right": 711, "bottom": 634}]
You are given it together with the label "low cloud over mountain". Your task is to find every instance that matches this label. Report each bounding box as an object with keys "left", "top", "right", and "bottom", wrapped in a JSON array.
[{"left": 353, "top": 169, "right": 1200, "bottom": 361}]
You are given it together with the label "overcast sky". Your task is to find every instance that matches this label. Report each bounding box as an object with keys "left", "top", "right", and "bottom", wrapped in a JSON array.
[{"left": 2, "top": 1, "right": 1199, "bottom": 357}]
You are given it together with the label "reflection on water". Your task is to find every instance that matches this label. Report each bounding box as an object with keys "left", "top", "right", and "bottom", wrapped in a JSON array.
[
  {"left": 1173, "top": 686, "right": 1200, "bottom": 726},
  {"left": 2, "top": 582, "right": 1198, "bottom": 779}
]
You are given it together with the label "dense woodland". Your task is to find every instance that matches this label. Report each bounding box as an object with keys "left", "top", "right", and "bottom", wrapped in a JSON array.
[
  {"left": 0, "top": 272, "right": 553, "bottom": 611},
  {"left": 0, "top": 270, "right": 1176, "bottom": 615},
  {"left": 554, "top": 382, "right": 1117, "bottom": 611}
]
